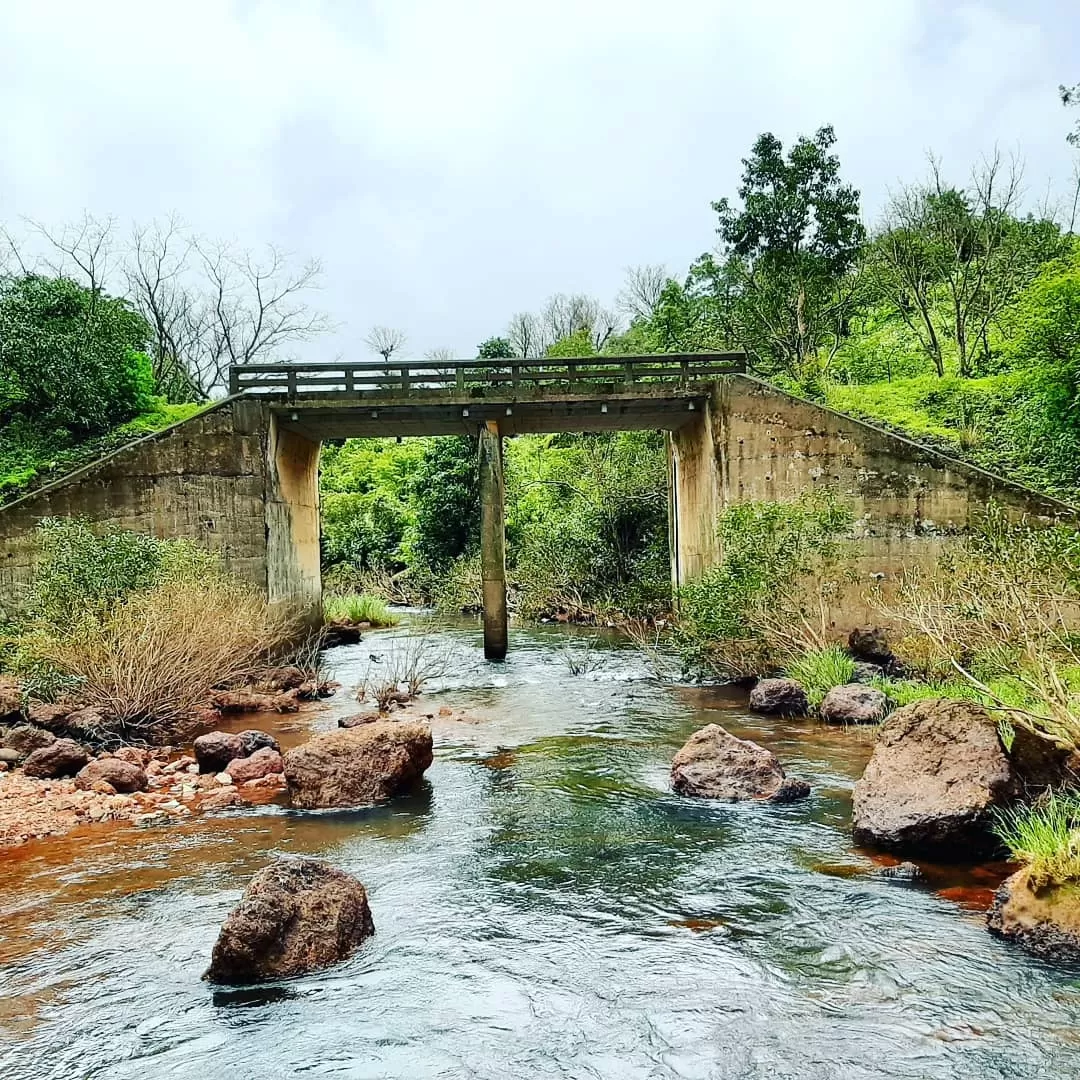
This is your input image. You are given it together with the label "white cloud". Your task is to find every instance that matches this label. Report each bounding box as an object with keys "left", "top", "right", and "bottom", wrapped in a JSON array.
[{"left": 0, "top": 0, "right": 1077, "bottom": 357}]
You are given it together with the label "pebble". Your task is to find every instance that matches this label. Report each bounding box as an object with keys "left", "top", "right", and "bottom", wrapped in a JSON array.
[{"left": 215, "top": 772, "right": 234, "bottom": 785}]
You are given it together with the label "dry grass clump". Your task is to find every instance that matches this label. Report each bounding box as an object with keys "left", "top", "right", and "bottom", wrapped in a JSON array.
[
  {"left": 357, "top": 624, "right": 455, "bottom": 710},
  {"left": 28, "top": 576, "right": 293, "bottom": 739}
]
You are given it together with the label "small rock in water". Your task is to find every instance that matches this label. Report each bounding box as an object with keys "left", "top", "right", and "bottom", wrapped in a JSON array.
[
  {"left": 76, "top": 758, "right": 148, "bottom": 794},
  {"left": 988, "top": 868, "right": 1080, "bottom": 963},
  {"left": 875, "top": 861, "right": 924, "bottom": 883},
  {"left": 225, "top": 747, "right": 284, "bottom": 784},
  {"left": 671, "top": 724, "right": 810, "bottom": 802},
  {"left": 749, "top": 678, "right": 809, "bottom": 717},
  {"left": 193, "top": 732, "right": 245, "bottom": 774},
  {"left": 820, "top": 684, "right": 887, "bottom": 725},
  {"left": 205, "top": 858, "right": 374, "bottom": 984}
]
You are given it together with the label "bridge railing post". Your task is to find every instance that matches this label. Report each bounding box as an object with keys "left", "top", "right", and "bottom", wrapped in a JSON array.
[{"left": 287, "top": 369, "right": 298, "bottom": 398}]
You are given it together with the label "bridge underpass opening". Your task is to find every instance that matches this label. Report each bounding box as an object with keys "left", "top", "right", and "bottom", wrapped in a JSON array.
[{"left": 251, "top": 354, "right": 744, "bottom": 660}]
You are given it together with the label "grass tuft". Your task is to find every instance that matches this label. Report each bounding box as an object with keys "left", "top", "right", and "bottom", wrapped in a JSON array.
[
  {"left": 994, "top": 791, "right": 1080, "bottom": 888},
  {"left": 785, "top": 646, "right": 856, "bottom": 709},
  {"left": 324, "top": 593, "right": 400, "bottom": 629}
]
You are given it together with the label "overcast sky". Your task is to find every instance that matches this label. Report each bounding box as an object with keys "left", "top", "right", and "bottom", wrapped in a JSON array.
[{"left": 1, "top": 0, "right": 1078, "bottom": 359}]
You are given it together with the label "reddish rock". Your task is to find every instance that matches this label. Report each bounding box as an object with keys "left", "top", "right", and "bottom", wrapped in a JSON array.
[
  {"left": 193, "top": 731, "right": 245, "bottom": 774},
  {"left": 64, "top": 707, "right": 110, "bottom": 736},
  {"left": 210, "top": 690, "right": 300, "bottom": 714},
  {"left": 671, "top": 724, "right": 810, "bottom": 802},
  {"left": 205, "top": 858, "right": 374, "bottom": 984},
  {"left": 26, "top": 703, "right": 70, "bottom": 732},
  {"left": 109, "top": 746, "right": 152, "bottom": 768},
  {"left": 283, "top": 723, "right": 433, "bottom": 809},
  {"left": 852, "top": 699, "right": 1014, "bottom": 856},
  {"left": 0, "top": 677, "right": 22, "bottom": 721},
  {"left": 0, "top": 724, "right": 57, "bottom": 759},
  {"left": 201, "top": 789, "right": 246, "bottom": 812},
  {"left": 225, "top": 747, "right": 284, "bottom": 783},
  {"left": 988, "top": 868, "right": 1080, "bottom": 962},
  {"left": 749, "top": 678, "right": 809, "bottom": 716},
  {"left": 76, "top": 758, "right": 148, "bottom": 794},
  {"left": 22, "top": 739, "right": 91, "bottom": 779},
  {"left": 820, "top": 684, "right": 887, "bottom": 725},
  {"left": 338, "top": 711, "right": 382, "bottom": 728}
]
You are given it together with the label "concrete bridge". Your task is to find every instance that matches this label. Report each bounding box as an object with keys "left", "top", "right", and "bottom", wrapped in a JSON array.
[{"left": 0, "top": 353, "right": 1072, "bottom": 659}]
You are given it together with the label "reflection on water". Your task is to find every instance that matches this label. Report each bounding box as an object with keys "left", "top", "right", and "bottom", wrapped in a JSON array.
[{"left": 2, "top": 619, "right": 1080, "bottom": 1078}]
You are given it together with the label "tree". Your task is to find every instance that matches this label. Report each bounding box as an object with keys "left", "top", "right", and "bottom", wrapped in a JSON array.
[
  {"left": 477, "top": 336, "right": 514, "bottom": 359},
  {"left": 29, "top": 214, "right": 329, "bottom": 400},
  {"left": 0, "top": 274, "right": 152, "bottom": 434},
  {"left": 872, "top": 154, "right": 1050, "bottom": 377},
  {"left": 690, "top": 126, "right": 865, "bottom": 378},
  {"left": 507, "top": 312, "right": 542, "bottom": 358},
  {"left": 365, "top": 325, "right": 407, "bottom": 363},
  {"left": 617, "top": 264, "right": 669, "bottom": 321},
  {"left": 1063, "top": 83, "right": 1080, "bottom": 147},
  {"left": 410, "top": 437, "right": 480, "bottom": 567}
]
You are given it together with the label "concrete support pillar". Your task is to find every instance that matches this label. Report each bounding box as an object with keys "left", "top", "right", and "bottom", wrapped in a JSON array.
[
  {"left": 478, "top": 421, "right": 508, "bottom": 661},
  {"left": 668, "top": 400, "right": 721, "bottom": 593}
]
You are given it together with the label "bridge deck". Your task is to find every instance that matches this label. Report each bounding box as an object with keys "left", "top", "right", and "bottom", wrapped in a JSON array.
[{"left": 230, "top": 353, "right": 744, "bottom": 437}]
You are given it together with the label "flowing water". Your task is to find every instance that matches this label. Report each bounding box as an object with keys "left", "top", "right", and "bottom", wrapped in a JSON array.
[{"left": 2, "top": 620, "right": 1080, "bottom": 1079}]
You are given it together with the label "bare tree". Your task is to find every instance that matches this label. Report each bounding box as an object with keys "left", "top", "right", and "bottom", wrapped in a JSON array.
[
  {"left": 507, "top": 311, "right": 543, "bottom": 358},
  {"left": 30, "top": 213, "right": 117, "bottom": 303},
  {"left": 874, "top": 152, "right": 1028, "bottom": 377},
  {"left": 617, "top": 264, "right": 668, "bottom": 321},
  {"left": 123, "top": 223, "right": 329, "bottom": 398},
  {"left": 365, "top": 325, "right": 407, "bottom": 362},
  {"left": 424, "top": 346, "right": 456, "bottom": 379}
]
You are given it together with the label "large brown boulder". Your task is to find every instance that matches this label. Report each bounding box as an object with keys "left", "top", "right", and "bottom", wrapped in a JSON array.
[
  {"left": 852, "top": 699, "right": 1014, "bottom": 856},
  {"left": 194, "top": 731, "right": 245, "bottom": 774},
  {"left": 671, "top": 724, "right": 810, "bottom": 802},
  {"left": 848, "top": 626, "right": 892, "bottom": 663},
  {"left": 749, "top": 678, "right": 808, "bottom": 716},
  {"left": 22, "top": 738, "right": 91, "bottom": 779},
  {"left": 0, "top": 677, "right": 22, "bottom": 721},
  {"left": 987, "top": 868, "right": 1080, "bottom": 963},
  {"left": 0, "top": 724, "right": 57, "bottom": 759},
  {"left": 820, "top": 684, "right": 887, "bottom": 725},
  {"left": 76, "top": 758, "right": 149, "bottom": 794},
  {"left": 283, "top": 723, "right": 433, "bottom": 809},
  {"left": 205, "top": 859, "right": 374, "bottom": 984}
]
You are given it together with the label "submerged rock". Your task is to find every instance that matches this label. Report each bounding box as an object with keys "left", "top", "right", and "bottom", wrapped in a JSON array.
[
  {"left": 749, "top": 678, "right": 809, "bottom": 717},
  {"left": 76, "top": 758, "right": 148, "bottom": 794},
  {"left": 671, "top": 724, "right": 810, "bottom": 802},
  {"left": 338, "top": 711, "right": 383, "bottom": 728},
  {"left": 820, "top": 684, "right": 887, "bottom": 725},
  {"left": 283, "top": 723, "right": 433, "bottom": 809},
  {"left": 988, "top": 868, "right": 1080, "bottom": 963},
  {"left": 237, "top": 729, "right": 281, "bottom": 757},
  {"left": 22, "top": 738, "right": 91, "bottom": 779},
  {"left": 205, "top": 858, "right": 374, "bottom": 984},
  {"left": 852, "top": 699, "right": 1014, "bottom": 856}
]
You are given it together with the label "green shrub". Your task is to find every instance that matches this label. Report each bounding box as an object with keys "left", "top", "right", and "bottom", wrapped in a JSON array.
[
  {"left": 674, "top": 491, "right": 853, "bottom": 676},
  {"left": 994, "top": 791, "right": 1080, "bottom": 888},
  {"left": 786, "top": 646, "right": 856, "bottom": 708},
  {"left": 324, "top": 593, "right": 399, "bottom": 628}
]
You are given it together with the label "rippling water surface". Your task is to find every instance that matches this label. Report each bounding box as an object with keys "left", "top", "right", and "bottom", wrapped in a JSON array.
[{"left": 2, "top": 620, "right": 1080, "bottom": 1079}]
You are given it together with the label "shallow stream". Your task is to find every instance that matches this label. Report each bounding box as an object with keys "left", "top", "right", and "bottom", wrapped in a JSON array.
[{"left": 2, "top": 621, "right": 1080, "bottom": 1078}]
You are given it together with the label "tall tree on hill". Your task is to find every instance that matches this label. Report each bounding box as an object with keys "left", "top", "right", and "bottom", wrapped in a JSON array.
[
  {"left": 872, "top": 154, "right": 1059, "bottom": 377},
  {"left": 690, "top": 125, "right": 865, "bottom": 379}
]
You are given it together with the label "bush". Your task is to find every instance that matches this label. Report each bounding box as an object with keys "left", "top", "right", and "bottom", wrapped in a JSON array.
[
  {"left": 786, "top": 646, "right": 856, "bottom": 708},
  {"left": 994, "top": 791, "right": 1080, "bottom": 888},
  {"left": 674, "top": 491, "right": 853, "bottom": 676},
  {"left": 324, "top": 593, "right": 399, "bottom": 628},
  {"left": 10, "top": 520, "right": 290, "bottom": 740},
  {"left": 27, "top": 575, "right": 289, "bottom": 739}
]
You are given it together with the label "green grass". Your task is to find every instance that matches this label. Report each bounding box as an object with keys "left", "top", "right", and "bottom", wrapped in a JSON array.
[
  {"left": 0, "top": 399, "right": 209, "bottom": 506},
  {"left": 785, "top": 646, "right": 856, "bottom": 708},
  {"left": 324, "top": 592, "right": 400, "bottom": 628},
  {"left": 994, "top": 790, "right": 1080, "bottom": 887}
]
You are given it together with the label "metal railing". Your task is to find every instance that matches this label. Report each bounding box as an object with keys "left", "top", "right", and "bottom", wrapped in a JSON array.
[{"left": 228, "top": 352, "right": 745, "bottom": 398}]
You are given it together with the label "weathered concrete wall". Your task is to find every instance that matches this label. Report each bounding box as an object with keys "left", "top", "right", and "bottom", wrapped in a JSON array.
[
  {"left": 670, "top": 375, "right": 1076, "bottom": 630},
  {"left": 0, "top": 399, "right": 319, "bottom": 619},
  {"left": 668, "top": 402, "right": 720, "bottom": 589}
]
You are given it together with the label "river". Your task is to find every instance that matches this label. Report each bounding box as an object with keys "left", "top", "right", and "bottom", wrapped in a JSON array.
[{"left": 1, "top": 620, "right": 1079, "bottom": 1079}]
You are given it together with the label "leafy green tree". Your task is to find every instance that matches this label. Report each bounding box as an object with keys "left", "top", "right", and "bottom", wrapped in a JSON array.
[
  {"left": 0, "top": 274, "right": 152, "bottom": 434},
  {"left": 477, "top": 336, "right": 515, "bottom": 359},
  {"left": 544, "top": 328, "right": 595, "bottom": 358},
  {"left": 409, "top": 436, "right": 480, "bottom": 567},
  {"left": 690, "top": 126, "right": 865, "bottom": 378}
]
